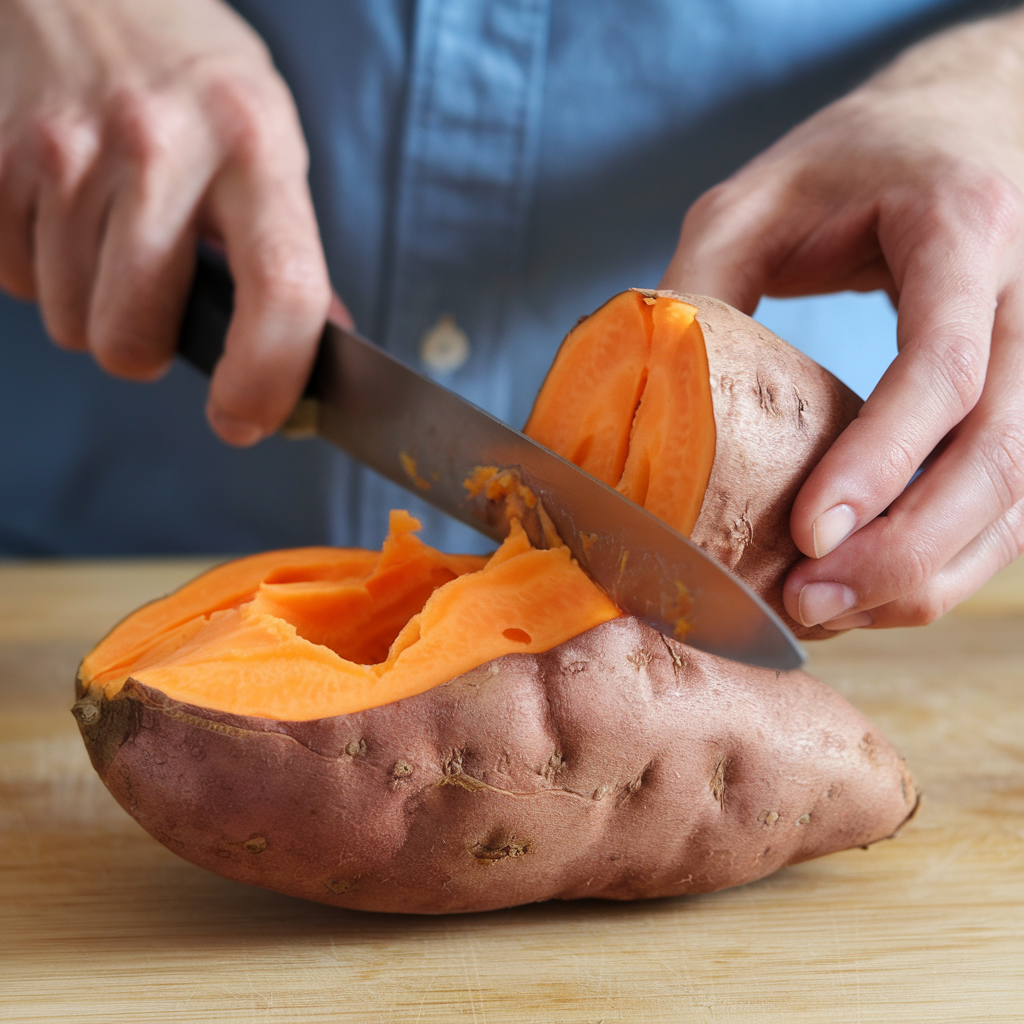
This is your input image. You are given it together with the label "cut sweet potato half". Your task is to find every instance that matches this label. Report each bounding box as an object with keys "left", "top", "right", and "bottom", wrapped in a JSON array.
[
  {"left": 525, "top": 291, "right": 716, "bottom": 537},
  {"left": 79, "top": 511, "right": 619, "bottom": 721}
]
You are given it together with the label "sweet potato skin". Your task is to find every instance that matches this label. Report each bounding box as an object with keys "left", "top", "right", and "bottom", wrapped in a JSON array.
[
  {"left": 639, "top": 291, "right": 864, "bottom": 640},
  {"left": 74, "top": 617, "right": 915, "bottom": 915}
]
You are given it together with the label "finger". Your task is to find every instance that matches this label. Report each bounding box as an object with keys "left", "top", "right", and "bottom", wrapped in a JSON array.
[
  {"left": 88, "top": 195, "right": 199, "bottom": 381},
  {"left": 88, "top": 91, "right": 218, "bottom": 380},
  {"left": 0, "top": 139, "right": 38, "bottom": 300},
  {"left": 203, "top": 152, "right": 330, "bottom": 446},
  {"left": 837, "top": 493, "right": 1024, "bottom": 630},
  {"left": 789, "top": 175, "right": 1019, "bottom": 563},
  {"left": 659, "top": 177, "right": 782, "bottom": 313},
  {"left": 784, "top": 277, "right": 1024, "bottom": 626},
  {"left": 328, "top": 291, "right": 355, "bottom": 332},
  {"left": 659, "top": 159, "right": 885, "bottom": 312},
  {"left": 29, "top": 114, "right": 106, "bottom": 350}
]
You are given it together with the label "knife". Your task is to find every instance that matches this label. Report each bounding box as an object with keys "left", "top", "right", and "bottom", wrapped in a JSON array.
[{"left": 178, "top": 247, "right": 805, "bottom": 670}]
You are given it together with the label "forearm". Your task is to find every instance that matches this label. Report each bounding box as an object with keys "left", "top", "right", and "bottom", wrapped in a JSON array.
[
  {"left": 855, "top": 6, "right": 1024, "bottom": 178},
  {"left": 871, "top": 5, "right": 1024, "bottom": 93}
]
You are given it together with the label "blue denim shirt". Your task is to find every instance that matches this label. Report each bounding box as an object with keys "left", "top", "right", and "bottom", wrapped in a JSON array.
[{"left": 0, "top": 0, "right": 992, "bottom": 555}]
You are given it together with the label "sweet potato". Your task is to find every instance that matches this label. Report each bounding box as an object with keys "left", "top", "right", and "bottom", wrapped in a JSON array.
[
  {"left": 526, "top": 290, "right": 863, "bottom": 639},
  {"left": 73, "top": 292, "right": 914, "bottom": 915},
  {"left": 75, "top": 616, "right": 914, "bottom": 914}
]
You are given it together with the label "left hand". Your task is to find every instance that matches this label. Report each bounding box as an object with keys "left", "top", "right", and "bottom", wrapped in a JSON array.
[{"left": 660, "top": 10, "right": 1024, "bottom": 631}]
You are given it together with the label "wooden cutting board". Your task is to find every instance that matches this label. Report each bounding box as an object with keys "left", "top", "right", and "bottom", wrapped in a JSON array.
[{"left": 2, "top": 557, "right": 1022, "bottom": 1023}]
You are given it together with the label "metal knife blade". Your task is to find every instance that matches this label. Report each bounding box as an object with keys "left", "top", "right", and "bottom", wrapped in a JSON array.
[{"left": 179, "top": 247, "right": 805, "bottom": 670}]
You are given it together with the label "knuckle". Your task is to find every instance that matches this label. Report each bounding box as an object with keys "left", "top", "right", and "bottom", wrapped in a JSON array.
[
  {"left": 684, "top": 182, "right": 731, "bottom": 226},
  {"left": 899, "top": 589, "right": 948, "bottom": 628},
  {"left": 32, "top": 115, "right": 100, "bottom": 189},
  {"left": 957, "top": 168, "right": 1024, "bottom": 245},
  {"left": 925, "top": 163, "right": 1024, "bottom": 251},
  {"left": 918, "top": 335, "right": 985, "bottom": 419},
  {"left": 905, "top": 193, "right": 952, "bottom": 241},
  {"left": 896, "top": 531, "right": 942, "bottom": 597},
  {"left": 204, "top": 74, "right": 287, "bottom": 164},
  {"left": 981, "top": 423, "right": 1024, "bottom": 508},
  {"left": 683, "top": 179, "right": 757, "bottom": 241},
  {"left": 247, "top": 242, "right": 329, "bottom": 312},
  {"left": 106, "top": 88, "right": 176, "bottom": 168},
  {"left": 230, "top": 119, "right": 268, "bottom": 168},
  {"left": 206, "top": 72, "right": 263, "bottom": 117},
  {"left": 905, "top": 163, "right": 1024, "bottom": 255},
  {"left": 880, "top": 433, "right": 921, "bottom": 485}
]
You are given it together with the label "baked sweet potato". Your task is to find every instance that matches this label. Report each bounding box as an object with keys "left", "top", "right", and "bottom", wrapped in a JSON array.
[
  {"left": 73, "top": 292, "right": 914, "bottom": 914},
  {"left": 75, "top": 616, "right": 913, "bottom": 915},
  {"left": 525, "top": 290, "right": 863, "bottom": 639}
]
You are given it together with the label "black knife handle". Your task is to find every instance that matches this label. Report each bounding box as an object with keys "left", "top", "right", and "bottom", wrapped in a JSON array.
[
  {"left": 178, "top": 245, "right": 320, "bottom": 399},
  {"left": 178, "top": 244, "right": 235, "bottom": 377}
]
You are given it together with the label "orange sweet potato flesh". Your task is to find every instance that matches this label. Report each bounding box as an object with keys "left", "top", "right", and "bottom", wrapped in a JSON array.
[
  {"left": 79, "top": 511, "right": 620, "bottom": 720},
  {"left": 525, "top": 291, "right": 716, "bottom": 536},
  {"left": 527, "top": 290, "right": 863, "bottom": 639}
]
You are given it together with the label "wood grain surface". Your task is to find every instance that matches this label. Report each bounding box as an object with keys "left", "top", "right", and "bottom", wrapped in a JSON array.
[{"left": 2, "top": 556, "right": 1022, "bottom": 1023}]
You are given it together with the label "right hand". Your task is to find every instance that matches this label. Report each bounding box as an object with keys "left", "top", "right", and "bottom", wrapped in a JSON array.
[
  {"left": 0, "top": 0, "right": 340, "bottom": 444},
  {"left": 660, "top": 10, "right": 1024, "bottom": 631}
]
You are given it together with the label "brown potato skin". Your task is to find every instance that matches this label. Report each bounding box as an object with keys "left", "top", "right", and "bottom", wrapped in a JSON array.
[
  {"left": 74, "top": 618, "right": 915, "bottom": 915},
  {"left": 636, "top": 291, "right": 864, "bottom": 640}
]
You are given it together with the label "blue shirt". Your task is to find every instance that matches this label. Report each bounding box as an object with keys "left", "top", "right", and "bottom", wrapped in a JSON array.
[{"left": 0, "top": 0, "right": 992, "bottom": 555}]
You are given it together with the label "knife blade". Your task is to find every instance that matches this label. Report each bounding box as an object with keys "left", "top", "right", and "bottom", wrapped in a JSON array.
[{"left": 178, "top": 247, "right": 805, "bottom": 670}]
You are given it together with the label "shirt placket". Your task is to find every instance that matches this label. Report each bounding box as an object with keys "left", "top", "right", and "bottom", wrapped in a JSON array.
[{"left": 347, "top": 0, "right": 552, "bottom": 550}]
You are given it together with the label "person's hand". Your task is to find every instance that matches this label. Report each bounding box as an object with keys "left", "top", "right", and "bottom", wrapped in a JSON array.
[
  {"left": 660, "top": 12, "right": 1024, "bottom": 631},
  {"left": 0, "top": 0, "right": 341, "bottom": 445}
]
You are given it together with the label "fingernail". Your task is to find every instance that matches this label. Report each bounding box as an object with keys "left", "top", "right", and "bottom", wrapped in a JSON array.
[
  {"left": 821, "top": 610, "right": 874, "bottom": 631},
  {"left": 209, "top": 411, "right": 265, "bottom": 447},
  {"left": 812, "top": 504, "right": 858, "bottom": 558},
  {"left": 797, "top": 582, "right": 858, "bottom": 627}
]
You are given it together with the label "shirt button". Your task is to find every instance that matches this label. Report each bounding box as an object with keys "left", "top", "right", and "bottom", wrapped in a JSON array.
[{"left": 419, "top": 314, "right": 471, "bottom": 373}]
